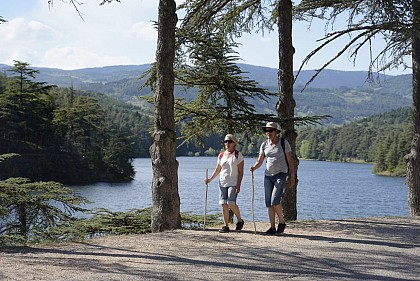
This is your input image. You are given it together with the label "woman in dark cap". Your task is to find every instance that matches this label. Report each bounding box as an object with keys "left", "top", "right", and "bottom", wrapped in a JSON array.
[{"left": 250, "top": 122, "right": 295, "bottom": 235}]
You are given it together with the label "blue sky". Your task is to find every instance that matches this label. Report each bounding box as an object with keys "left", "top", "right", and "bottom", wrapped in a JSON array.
[{"left": 0, "top": 0, "right": 412, "bottom": 75}]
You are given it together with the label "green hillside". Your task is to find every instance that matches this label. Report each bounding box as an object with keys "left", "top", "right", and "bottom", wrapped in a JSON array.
[
  {"left": 0, "top": 62, "right": 413, "bottom": 177},
  {"left": 297, "top": 107, "right": 412, "bottom": 176},
  {"left": 0, "top": 65, "right": 153, "bottom": 184},
  {"left": 0, "top": 63, "right": 413, "bottom": 124}
]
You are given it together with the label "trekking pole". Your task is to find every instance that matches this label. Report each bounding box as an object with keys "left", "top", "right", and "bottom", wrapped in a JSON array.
[
  {"left": 204, "top": 168, "right": 209, "bottom": 231},
  {"left": 251, "top": 170, "right": 256, "bottom": 234}
]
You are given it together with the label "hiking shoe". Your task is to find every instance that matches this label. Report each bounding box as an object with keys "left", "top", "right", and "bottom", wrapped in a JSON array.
[
  {"left": 264, "top": 227, "right": 276, "bottom": 235},
  {"left": 235, "top": 220, "right": 245, "bottom": 231},
  {"left": 219, "top": 226, "right": 230, "bottom": 233},
  {"left": 276, "top": 223, "right": 286, "bottom": 235}
]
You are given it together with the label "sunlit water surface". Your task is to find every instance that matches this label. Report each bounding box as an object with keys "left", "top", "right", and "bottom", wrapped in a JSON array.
[{"left": 71, "top": 157, "right": 408, "bottom": 221}]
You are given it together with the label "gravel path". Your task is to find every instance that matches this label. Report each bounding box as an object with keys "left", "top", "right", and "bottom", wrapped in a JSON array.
[{"left": 1, "top": 217, "right": 419, "bottom": 280}]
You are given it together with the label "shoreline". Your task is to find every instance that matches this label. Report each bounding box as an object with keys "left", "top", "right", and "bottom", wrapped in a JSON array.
[{"left": 1, "top": 216, "right": 419, "bottom": 280}]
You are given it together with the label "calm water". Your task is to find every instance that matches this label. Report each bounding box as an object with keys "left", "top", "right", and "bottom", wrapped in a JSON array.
[{"left": 71, "top": 157, "right": 408, "bottom": 221}]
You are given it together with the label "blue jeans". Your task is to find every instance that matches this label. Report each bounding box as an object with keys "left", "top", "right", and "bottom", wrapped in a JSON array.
[{"left": 264, "top": 173, "right": 288, "bottom": 207}]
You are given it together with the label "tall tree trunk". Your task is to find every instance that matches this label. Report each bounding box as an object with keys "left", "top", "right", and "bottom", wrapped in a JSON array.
[
  {"left": 150, "top": 0, "right": 181, "bottom": 232},
  {"left": 407, "top": 0, "right": 420, "bottom": 216},
  {"left": 18, "top": 205, "right": 27, "bottom": 238},
  {"left": 276, "top": 0, "right": 298, "bottom": 220}
]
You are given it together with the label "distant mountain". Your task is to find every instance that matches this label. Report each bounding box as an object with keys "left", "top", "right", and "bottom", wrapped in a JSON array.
[
  {"left": 1, "top": 63, "right": 398, "bottom": 89},
  {"left": 238, "top": 64, "right": 393, "bottom": 89},
  {"left": 0, "top": 64, "right": 151, "bottom": 87},
  {"left": 0, "top": 63, "right": 413, "bottom": 124}
]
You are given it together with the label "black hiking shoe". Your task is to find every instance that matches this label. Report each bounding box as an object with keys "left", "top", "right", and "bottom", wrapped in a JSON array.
[
  {"left": 264, "top": 227, "right": 276, "bottom": 235},
  {"left": 276, "top": 223, "right": 286, "bottom": 235},
  {"left": 235, "top": 220, "right": 245, "bottom": 231},
  {"left": 219, "top": 226, "right": 230, "bottom": 233}
]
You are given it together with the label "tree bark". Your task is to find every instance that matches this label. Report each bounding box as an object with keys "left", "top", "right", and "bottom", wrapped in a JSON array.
[
  {"left": 276, "top": 0, "right": 298, "bottom": 220},
  {"left": 407, "top": 0, "right": 420, "bottom": 216},
  {"left": 150, "top": 0, "right": 181, "bottom": 232}
]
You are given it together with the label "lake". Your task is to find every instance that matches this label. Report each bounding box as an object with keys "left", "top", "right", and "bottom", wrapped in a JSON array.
[{"left": 71, "top": 157, "right": 408, "bottom": 221}]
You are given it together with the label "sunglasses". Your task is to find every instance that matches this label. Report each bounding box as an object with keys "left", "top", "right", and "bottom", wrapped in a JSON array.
[
  {"left": 264, "top": 129, "right": 275, "bottom": 133},
  {"left": 224, "top": 140, "right": 234, "bottom": 144}
]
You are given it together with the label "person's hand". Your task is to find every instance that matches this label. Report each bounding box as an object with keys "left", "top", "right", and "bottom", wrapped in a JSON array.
[
  {"left": 236, "top": 186, "right": 241, "bottom": 194},
  {"left": 250, "top": 166, "right": 255, "bottom": 172},
  {"left": 205, "top": 178, "right": 211, "bottom": 185}
]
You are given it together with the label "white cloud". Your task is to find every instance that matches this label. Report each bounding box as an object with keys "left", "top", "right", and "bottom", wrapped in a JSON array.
[
  {"left": 260, "top": 37, "right": 272, "bottom": 43},
  {"left": 43, "top": 46, "right": 133, "bottom": 69},
  {"left": 125, "top": 21, "right": 156, "bottom": 41},
  {"left": 0, "top": 17, "right": 60, "bottom": 42},
  {"left": 0, "top": 0, "right": 411, "bottom": 75},
  {"left": 0, "top": 17, "right": 63, "bottom": 66},
  {"left": 0, "top": 0, "right": 159, "bottom": 69}
]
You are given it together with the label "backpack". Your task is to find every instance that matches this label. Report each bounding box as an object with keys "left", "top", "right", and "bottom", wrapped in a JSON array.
[{"left": 219, "top": 149, "right": 239, "bottom": 159}]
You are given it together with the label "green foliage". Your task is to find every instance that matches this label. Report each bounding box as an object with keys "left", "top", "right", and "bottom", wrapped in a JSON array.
[
  {"left": 180, "top": 1, "right": 274, "bottom": 39},
  {"left": 22, "top": 207, "right": 221, "bottom": 243},
  {"left": 49, "top": 208, "right": 153, "bottom": 241},
  {"left": 204, "top": 147, "right": 218, "bottom": 156},
  {"left": 0, "top": 153, "right": 19, "bottom": 162},
  {"left": 297, "top": 107, "right": 412, "bottom": 176},
  {"left": 0, "top": 61, "right": 56, "bottom": 153},
  {"left": 0, "top": 61, "right": 153, "bottom": 183},
  {"left": 175, "top": 29, "right": 278, "bottom": 146},
  {"left": 3, "top": 63, "right": 412, "bottom": 126},
  {"left": 0, "top": 174, "right": 221, "bottom": 245},
  {"left": 181, "top": 212, "right": 221, "bottom": 229},
  {"left": 176, "top": 3, "right": 328, "bottom": 148},
  {"left": 0, "top": 177, "right": 88, "bottom": 244},
  {"left": 299, "top": 140, "right": 310, "bottom": 158},
  {"left": 373, "top": 121, "right": 412, "bottom": 176}
]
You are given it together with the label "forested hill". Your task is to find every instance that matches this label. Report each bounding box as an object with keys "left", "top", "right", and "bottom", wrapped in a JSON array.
[
  {"left": 0, "top": 64, "right": 154, "bottom": 184},
  {"left": 0, "top": 63, "right": 413, "bottom": 124},
  {"left": 296, "top": 107, "right": 412, "bottom": 176},
  {"left": 0, "top": 62, "right": 412, "bottom": 178},
  {"left": 0, "top": 63, "right": 401, "bottom": 89}
]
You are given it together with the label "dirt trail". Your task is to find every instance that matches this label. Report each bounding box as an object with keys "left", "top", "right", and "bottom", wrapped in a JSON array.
[{"left": 1, "top": 217, "right": 419, "bottom": 280}]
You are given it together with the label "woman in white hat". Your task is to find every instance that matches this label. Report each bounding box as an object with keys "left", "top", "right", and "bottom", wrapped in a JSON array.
[
  {"left": 205, "top": 134, "right": 245, "bottom": 233},
  {"left": 250, "top": 122, "right": 295, "bottom": 235}
]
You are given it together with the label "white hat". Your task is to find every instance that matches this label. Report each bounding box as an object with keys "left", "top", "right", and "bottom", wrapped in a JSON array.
[
  {"left": 224, "top": 134, "right": 238, "bottom": 144},
  {"left": 262, "top": 122, "right": 281, "bottom": 131}
]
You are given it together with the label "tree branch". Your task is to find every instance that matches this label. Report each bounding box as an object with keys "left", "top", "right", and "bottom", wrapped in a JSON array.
[{"left": 295, "top": 22, "right": 406, "bottom": 91}]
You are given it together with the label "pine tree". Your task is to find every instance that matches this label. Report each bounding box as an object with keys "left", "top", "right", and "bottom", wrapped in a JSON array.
[
  {"left": 0, "top": 61, "right": 55, "bottom": 153},
  {"left": 0, "top": 177, "right": 88, "bottom": 243},
  {"left": 175, "top": 30, "right": 277, "bottom": 145}
]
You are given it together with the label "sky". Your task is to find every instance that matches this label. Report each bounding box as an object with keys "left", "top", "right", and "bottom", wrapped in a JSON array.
[{"left": 0, "top": 0, "right": 412, "bottom": 75}]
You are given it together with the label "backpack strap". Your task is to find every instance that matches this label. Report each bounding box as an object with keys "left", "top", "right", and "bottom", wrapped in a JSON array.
[
  {"left": 219, "top": 150, "right": 239, "bottom": 159},
  {"left": 262, "top": 141, "right": 267, "bottom": 155},
  {"left": 262, "top": 139, "right": 289, "bottom": 174},
  {"left": 280, "top": 138, "right": 289, "bottom": 174}
]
